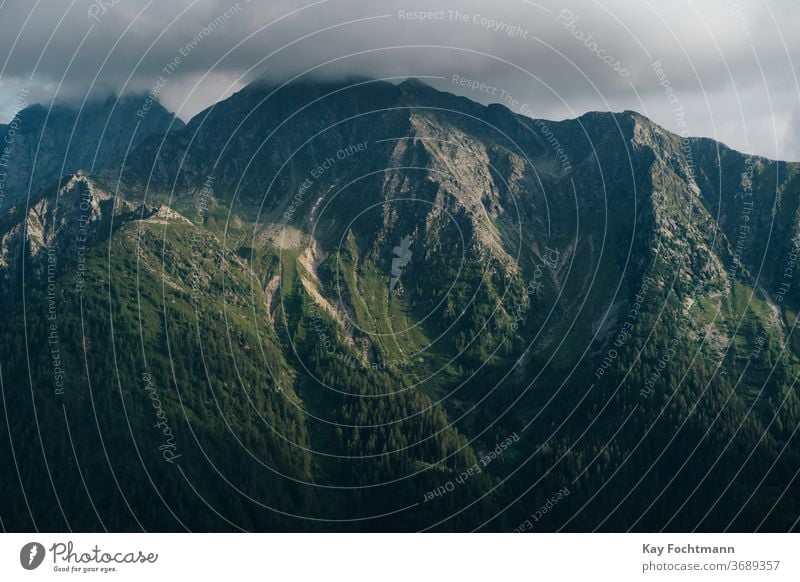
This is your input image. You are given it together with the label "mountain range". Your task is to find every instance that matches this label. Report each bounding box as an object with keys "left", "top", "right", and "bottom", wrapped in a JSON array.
[{"left": 1, "top": 77, "right": 799, "bottom": 532}]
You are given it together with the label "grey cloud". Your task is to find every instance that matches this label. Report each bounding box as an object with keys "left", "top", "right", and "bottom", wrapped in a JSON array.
[{"left": 0, "top": 0, "right": 798, "bottom": 160}]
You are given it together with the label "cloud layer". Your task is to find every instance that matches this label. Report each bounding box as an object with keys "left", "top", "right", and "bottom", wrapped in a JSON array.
[{"left": 1, "top": 0, "right": 798, "bottom": 160}]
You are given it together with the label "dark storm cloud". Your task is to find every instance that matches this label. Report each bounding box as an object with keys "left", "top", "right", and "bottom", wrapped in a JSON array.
[{"left": 0, "top": 0, "right": 798, "bottom": 160}]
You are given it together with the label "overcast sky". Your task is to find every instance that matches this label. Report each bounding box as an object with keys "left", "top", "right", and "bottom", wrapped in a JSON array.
[{"left": 0, "top": 0, "right": 798, "bottom": 161}]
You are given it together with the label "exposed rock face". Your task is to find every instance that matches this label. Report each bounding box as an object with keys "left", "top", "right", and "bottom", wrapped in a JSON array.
[{"left": 0, "top": 172, "right": 120, "bottom": 282}]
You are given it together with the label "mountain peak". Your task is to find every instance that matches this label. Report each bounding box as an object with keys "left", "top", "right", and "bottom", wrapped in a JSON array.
[
  {"left": 0, "top": 94, "right": 181, "bottom": 210},
  {"left": 398, "top": 77, "right": 434, "bottom": 90}
]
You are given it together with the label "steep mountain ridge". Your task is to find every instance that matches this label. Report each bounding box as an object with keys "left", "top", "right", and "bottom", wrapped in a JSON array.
[
  {"left": 0, "top": 95, "right": 182, "bottom": 211},
  {"left": 1, "top": 78, "right": 800, "bottom": 532}
]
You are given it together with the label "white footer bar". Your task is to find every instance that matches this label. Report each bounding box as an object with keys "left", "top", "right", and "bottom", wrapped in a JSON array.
[{"left": 1, "top": 533, "right": 797, "bottom": 581}]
